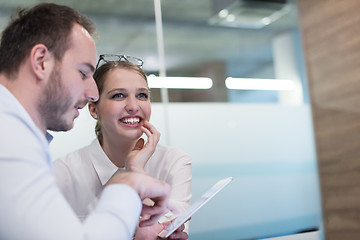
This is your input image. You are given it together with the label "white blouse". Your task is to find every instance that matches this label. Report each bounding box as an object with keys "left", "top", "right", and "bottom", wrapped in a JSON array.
[{"left": 54, "top": 139, "right": 192, "bottom": 230}]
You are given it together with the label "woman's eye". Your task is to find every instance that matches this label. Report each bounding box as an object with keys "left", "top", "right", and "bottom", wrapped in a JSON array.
[
  {"left": 112, "top": 93, "right": 125, "bottom": 99},
  {"left": 138, "top": 93, "right": 149, "bottom": 99}
]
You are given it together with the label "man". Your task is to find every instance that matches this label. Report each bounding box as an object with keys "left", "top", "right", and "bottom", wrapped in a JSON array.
[{"left": 0, "top": 3, "right": 170, "bottom": 240}]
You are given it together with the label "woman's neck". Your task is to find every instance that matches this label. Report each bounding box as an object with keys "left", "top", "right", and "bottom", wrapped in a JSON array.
[{"left": 100, "top": 135, "right": 137, "bottom": 168}]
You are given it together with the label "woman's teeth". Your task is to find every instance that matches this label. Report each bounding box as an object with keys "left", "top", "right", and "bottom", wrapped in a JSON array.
[{"left": 121, "top": 118, "right": 140, "bottom": 125}]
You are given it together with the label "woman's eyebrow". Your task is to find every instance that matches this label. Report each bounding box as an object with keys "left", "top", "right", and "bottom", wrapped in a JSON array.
[
  {"left": 107, "top": 88, "right": 127, "bottom": 94},
  {"left": 138, "top": 88, "right": 149, "bottom": 91}
]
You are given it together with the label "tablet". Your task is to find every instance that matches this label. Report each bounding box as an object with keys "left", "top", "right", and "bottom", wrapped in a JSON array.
[{"left": 158, "top": 177, "right": 233, "bottom": 238}]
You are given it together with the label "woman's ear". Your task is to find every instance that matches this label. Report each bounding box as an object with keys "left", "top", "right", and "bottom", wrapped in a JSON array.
[
  {"left": 88, "top": 102, "right": 98, "bottom": 120},
  {"left": 30, "top": 44, "right": 53, "bottom": 83}
]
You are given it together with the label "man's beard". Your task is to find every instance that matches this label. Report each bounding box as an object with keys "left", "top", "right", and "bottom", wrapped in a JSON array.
[{"left": 38, "top": 66, "right": 73, "bottom": 132}]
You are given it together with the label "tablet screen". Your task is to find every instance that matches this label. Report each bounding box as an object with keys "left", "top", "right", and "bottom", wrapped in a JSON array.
[{"left": 158, "top": 177, "right": 233, "bottom": 238}]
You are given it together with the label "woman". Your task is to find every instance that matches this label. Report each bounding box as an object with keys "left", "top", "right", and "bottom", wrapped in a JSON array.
[{"left": 54, "top": 56, "right": 192, "bottom": 240}]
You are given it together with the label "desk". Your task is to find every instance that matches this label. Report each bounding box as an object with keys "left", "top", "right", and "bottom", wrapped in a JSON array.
[{"left": 259, "top": 231, "right": 319, "bottom": 240}]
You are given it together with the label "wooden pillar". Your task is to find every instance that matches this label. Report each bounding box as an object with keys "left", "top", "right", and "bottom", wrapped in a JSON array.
[{"left": 297, "top": 1, "right": 360, "bottom": 239}]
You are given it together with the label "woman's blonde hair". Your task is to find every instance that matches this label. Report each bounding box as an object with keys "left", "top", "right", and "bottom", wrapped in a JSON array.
[{"left": 92, "top": 60, "right": 148, "bottom": 142}]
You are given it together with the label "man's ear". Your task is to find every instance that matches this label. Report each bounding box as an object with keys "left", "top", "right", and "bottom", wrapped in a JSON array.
[{"left": 30, "top": 44, "right": 53, "bottom": 82}]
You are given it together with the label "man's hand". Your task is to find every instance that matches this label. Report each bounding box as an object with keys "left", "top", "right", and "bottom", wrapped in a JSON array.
[
  {"left": 106, "top": 171, "right": 170, "bottom": 226},
  {"left": 157, "top": 221, "right": 188, "bottom": 240},
  {"left": 134, "top": 220, "right": 188, "bottom": 240}
]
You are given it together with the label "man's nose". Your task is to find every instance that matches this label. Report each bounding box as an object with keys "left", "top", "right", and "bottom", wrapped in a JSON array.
[{"left": 85, "top": 76, "right": 99, "bottom": 102}]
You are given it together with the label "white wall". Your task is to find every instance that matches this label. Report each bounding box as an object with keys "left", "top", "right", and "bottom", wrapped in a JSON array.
[{"left": 49, "top": 103, "right": 322, "bottom": 239}]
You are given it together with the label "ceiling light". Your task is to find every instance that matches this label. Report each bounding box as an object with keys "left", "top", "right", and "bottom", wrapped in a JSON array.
[
  {"left": 226, "top": 14, "right": 236, "bottom": 22},
  {"left": 261, "top": 17, "right": 271, "bottom": 25},
  {"left": 218, "top": 9, "right": 229, "bottom": 18},
  {"left": 209, "top": 0, "right": 290, "bottom": 29},
  {"left": 225, "top": 77, "right": 295, "bottom": 91},
  {"left": 148, "top": 76, "right": 213, "bottom": 89}
]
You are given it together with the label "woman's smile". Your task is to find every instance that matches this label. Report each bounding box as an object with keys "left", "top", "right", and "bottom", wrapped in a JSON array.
[{"left": 119, "top": 116, "right": 142, "bottom": 127}]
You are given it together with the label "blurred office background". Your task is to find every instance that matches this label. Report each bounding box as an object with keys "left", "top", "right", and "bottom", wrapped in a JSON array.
[{"left": 0, "top": 0, "right": 322, "bottom": 239}]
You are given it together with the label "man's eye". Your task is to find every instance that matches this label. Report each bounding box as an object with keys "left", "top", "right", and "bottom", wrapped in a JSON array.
[{"left": 79, "top": 71, "right": 86, "bottom": 79}]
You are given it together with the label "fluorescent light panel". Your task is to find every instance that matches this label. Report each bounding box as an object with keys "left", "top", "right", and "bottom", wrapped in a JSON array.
[
  {"left": 225, "top": 77, "right": 295, "bottom": 91},
  {"left": 148, "top": 76, "right": 213, "bottom": 89}
]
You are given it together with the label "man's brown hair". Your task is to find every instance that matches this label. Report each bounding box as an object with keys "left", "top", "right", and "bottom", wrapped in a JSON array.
[{"left": 0, "top": 3, "right": 96, "bottom": 78}]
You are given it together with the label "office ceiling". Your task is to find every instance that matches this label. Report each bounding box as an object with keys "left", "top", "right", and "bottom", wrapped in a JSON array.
[
  {"left": 0, "top": 0, "right": 299, "bottom": 72},
  {"left": 0, "top": 0, "right": 301, "bottom": 102}
]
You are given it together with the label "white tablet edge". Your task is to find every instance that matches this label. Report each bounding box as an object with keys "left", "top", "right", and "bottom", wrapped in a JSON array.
[{"left": 158, "top": 177, "right": 233, "bottom": 238}]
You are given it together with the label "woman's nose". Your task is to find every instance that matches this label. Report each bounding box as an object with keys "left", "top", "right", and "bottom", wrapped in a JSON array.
[{"left": 125, "top": 97, "right": 139, "bottom": 114}]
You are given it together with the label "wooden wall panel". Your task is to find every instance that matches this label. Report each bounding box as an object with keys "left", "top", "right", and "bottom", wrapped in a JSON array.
[{"left": 297, "top": 1, "right": 360, "bottom": 239}]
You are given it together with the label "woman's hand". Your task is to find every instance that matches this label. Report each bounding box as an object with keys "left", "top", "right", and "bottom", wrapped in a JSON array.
[{"left": 126, "top": 121, "right": 160, "bottom": 173}]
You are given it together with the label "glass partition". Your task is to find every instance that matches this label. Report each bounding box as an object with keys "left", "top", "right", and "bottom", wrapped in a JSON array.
[
  {"left": 157, "top": 1, "right": 322, "bottom": 239},
  {"left": 0, "top": 0, "right": 322, "bottom": 239}
]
